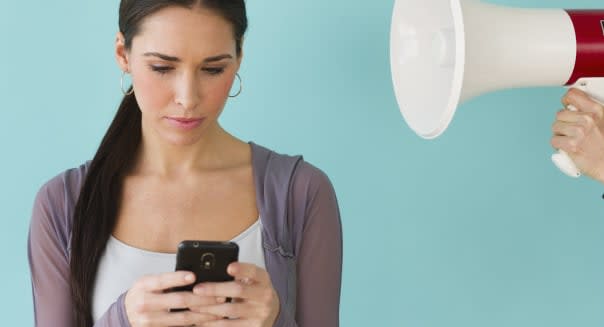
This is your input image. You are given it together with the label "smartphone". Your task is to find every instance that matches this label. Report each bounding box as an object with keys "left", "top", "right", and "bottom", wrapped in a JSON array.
[{"left": 172, "top": 240, "right": 239, "bottom": 292}]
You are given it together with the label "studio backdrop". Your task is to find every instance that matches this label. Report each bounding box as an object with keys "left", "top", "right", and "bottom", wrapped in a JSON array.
[{"left": 1, "top": 0, "right": 603, "bottom": 326}]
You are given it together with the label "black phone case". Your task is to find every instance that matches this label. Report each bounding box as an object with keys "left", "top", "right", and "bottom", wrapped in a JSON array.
[{"left": 172, "top": 240, "right": 239, "bottom": 292}]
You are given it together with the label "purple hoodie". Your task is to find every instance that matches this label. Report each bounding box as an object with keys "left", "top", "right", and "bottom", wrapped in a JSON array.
[{"left": 28, "top": 142, "right": 342, "bottom": 326}]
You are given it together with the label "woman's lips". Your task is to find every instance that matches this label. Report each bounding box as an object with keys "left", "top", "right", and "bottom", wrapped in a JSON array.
[{"left": 165, "top": 117, "right": 205, "bottom": 130}]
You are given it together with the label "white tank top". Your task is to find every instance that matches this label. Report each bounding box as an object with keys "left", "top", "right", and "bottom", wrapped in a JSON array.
[{"left": 92, "top": 220, "right": 265, "bottom": 322}]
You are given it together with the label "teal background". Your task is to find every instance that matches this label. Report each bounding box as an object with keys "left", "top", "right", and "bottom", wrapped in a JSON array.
[{"left": 2, "top": 0, "right": 604, "bottom": 325}]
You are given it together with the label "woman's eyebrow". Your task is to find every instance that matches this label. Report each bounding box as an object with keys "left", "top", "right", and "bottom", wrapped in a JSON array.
[
  {"left": 143, "top": 52, "right": 180, "bottom": 62},
  {"left": 143, "top": 52, "right": 233, "bottom": 63},
  {"left": 204, "top": 54, "right": 233, "bottom": 63}
]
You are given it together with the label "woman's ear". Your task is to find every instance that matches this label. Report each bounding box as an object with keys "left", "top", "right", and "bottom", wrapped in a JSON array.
[{"left": 115, "top": 32, "right": 130, "bottom": 72}]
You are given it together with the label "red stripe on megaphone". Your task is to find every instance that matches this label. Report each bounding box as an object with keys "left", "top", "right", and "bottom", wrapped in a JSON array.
[{"left": 565, "top": 10, "right": 604, "bottom": 85}]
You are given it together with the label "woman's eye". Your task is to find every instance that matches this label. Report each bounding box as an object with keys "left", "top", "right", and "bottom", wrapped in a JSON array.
[
  {"left": 204, "top": 67, "right": 225, "bottom": 76},
  {"left": 150, "top": 65, "right": 173, "bottom": 75}
]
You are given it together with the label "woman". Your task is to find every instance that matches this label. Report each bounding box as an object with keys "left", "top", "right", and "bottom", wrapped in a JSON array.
[
  {"left": 552, "top": 88, "right": 604, "bottom": 183},
  {"left": 27, "top": 1, "right": 342, "bottom": 326}
]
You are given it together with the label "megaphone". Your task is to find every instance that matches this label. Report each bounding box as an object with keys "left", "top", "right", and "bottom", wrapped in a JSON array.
[{"left": 390, "top": 0, "right": 604, "bottom": 177}]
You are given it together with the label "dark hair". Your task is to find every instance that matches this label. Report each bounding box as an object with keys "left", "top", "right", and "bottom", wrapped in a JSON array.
[{"left": 69, "top": 1, "right": 247, "bottom": 325}]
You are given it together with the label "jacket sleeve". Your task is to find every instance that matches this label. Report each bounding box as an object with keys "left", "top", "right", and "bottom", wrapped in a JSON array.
[
  {"left": 28, "top": 171, "right": 131, "bottom": 326},
  {"left": 289, "top": 164, "right": 343, "bottom": 327}
]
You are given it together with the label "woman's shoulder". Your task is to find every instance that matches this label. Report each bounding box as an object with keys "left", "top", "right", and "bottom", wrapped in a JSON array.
[
  {"left": 32, "top": 162, "right": 91, "bottom": 224},
  {"left": 251, "top": 142, "right": 334, "bottom": 195},
  {"left": 37, "top": 161, "right": 91, "bottom": 202},
  {"left": 293, "top": 160, "right": 332, "bottom": 188}
]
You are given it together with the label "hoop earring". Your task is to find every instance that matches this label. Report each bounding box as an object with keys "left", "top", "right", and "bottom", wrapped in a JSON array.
[
  {"left": 121, "top": 71, "right": 134, "bottom": 96},
  {"left": 229, "top": 73, "right": 242, "bottom": 98}
]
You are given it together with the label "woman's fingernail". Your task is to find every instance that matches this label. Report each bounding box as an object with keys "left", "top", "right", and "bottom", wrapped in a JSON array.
[
  {"left": 185, "top": 273, "right": 195, "bottom": 282},
  {"left": 216, "top": 297, "right": 226, "bottom": 303}
]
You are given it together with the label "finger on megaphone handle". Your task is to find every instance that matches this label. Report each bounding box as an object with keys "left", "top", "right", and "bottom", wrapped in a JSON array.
[
  {"left": 562, "top": 88, "right": 587, "bottom": 107},
  {"left": 552, "top": 120, "right": 585, "bottom": 139},
  {"left": 555, "top": 109, "right": 585, "bottom": 124},
  {"left": 551, "top": 135, "right": 579, "bottom": 154},
  {"left": 564, "top": 88, "right": 604, "bottom": 117}
]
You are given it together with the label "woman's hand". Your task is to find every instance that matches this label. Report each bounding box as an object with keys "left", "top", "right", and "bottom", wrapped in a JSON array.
[
  {"left": 124, "top": 271, "right": 223, "bottom": 326},
  {"left": 552, "top": 88, "right": 604, "bottom": 182},
  {"left": 191, "top": 262, "right": 280, "bottom": 327}
]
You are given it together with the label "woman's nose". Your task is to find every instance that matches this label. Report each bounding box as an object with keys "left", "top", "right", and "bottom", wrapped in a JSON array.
[{"left": 174, "top": 73, "right": 200, "bottom": 111}]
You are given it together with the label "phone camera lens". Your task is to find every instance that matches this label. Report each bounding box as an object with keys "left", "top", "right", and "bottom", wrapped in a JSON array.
[
  {"left": 201, "top": 253, "right": 216, "bottom": 270},
  {"left": 193, "top": 242, "right": 199, "bottom": 247}
]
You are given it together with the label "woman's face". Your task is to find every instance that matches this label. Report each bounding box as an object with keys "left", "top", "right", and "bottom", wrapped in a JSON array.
[{"left": 116, "top": 6, "right": 241, "bottom": 146}]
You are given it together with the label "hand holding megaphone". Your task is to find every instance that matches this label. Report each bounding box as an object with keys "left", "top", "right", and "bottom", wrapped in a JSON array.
[{"left": 552, "top": 83, "right": 604, "bottom": 180}]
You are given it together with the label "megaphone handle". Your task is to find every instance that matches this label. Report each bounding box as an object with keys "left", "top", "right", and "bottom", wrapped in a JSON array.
[{"left": 551, "top": 79, "right": 604, "bottom": 178}]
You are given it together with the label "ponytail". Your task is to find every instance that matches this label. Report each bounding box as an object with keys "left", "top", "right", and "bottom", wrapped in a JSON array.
[{"left": 70, "top": 90, "right": 141, "bottom": 326}]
